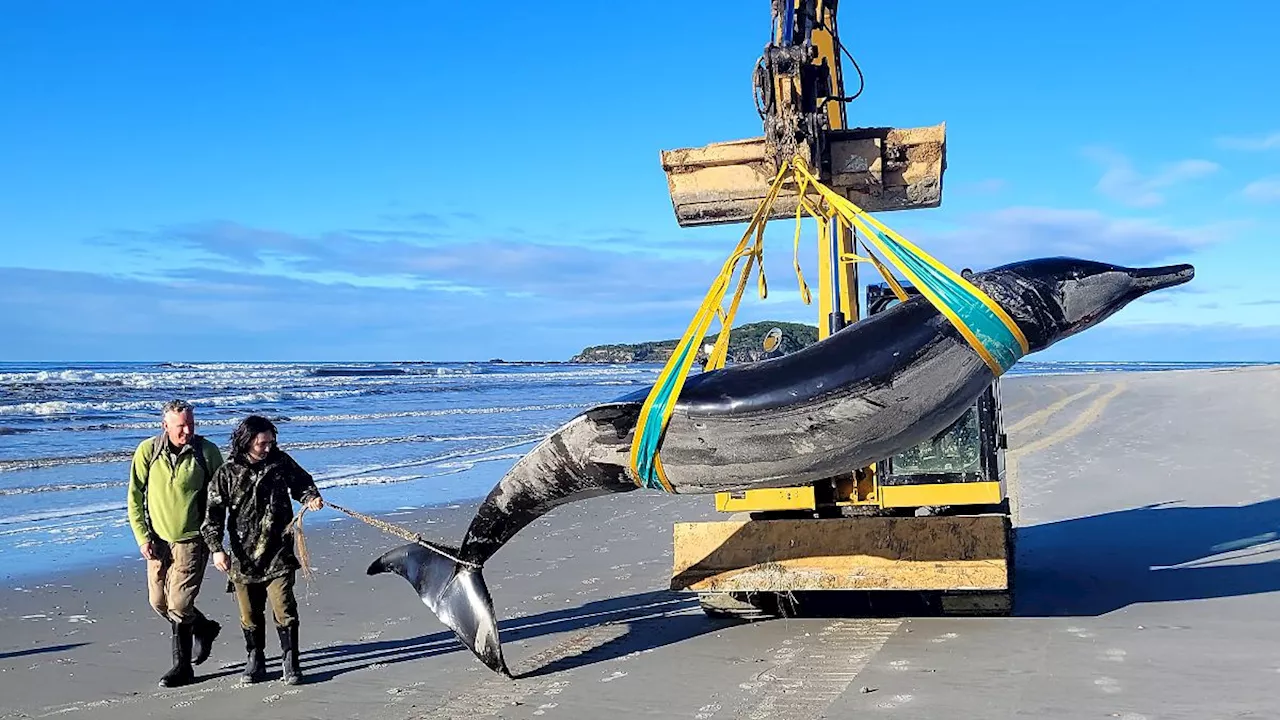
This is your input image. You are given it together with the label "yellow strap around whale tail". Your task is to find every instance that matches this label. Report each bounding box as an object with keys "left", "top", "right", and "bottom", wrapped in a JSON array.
[
  {"left": 627, "top": 156, "right": 1029, "bottom": 492},
  {"left": 626, "top": 163, "right": 793, "bottom": 493}
]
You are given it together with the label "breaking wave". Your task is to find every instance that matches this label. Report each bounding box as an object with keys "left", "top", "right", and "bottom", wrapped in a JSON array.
[
  {"left": 0, "top": 430, "right": 550, "bottom": 474},
  {"left": 0, "top": 502, "right": 126, "bottom": 526},
  {"left": 0, "top": 389, "right": 367, "bottom": 417},
  {"left": 15, "top": 402, "right": 587, "bottom": 434},
  {"left": 0, "top": 442, "right": 532, "bottom": 525},
  {"left": 0, "top": 481, "right": 126, "bottom": 497}
]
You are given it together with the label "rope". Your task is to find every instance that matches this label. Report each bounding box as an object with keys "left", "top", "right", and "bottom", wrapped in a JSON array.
[
  {"left": 287, "top": 500, "right": 480, "bottom": 594},
  {"left": 287, "top": 505, "right": 317, "bottom": 601}
]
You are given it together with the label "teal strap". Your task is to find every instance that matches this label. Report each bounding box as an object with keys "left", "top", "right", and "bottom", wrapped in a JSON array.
[
  {"left": 875, "top": 230, "right": 1025, "bottom": 373},
  {"left": 632, "top": 343, "right": 698, "bottom": 491}
]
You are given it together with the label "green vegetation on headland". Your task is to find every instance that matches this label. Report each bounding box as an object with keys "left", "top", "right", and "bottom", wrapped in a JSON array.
[{"left": 571, "top": 321, "right": 818, "bottom": 364}]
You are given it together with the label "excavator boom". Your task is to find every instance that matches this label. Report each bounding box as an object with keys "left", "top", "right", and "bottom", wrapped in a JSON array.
[{"left": 660, "top": 0, "right": 946, "bottom": 227}]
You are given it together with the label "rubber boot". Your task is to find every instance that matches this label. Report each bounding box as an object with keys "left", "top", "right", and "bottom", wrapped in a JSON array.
[
  {"left": 158, "top": 621, "right": 195, "bottom": 688},
  {"left": 277, "top": 624, "right": 302, "bottom": 685},
  {"left": 241, "top": 626, "right": 266, "bottom": 684},
  {"left": 192, "top": 615, "right": 221, "bottom": 666}
]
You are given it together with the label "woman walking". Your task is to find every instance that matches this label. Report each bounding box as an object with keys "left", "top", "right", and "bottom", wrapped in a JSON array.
[{"left": 202, "top": 415, "right": 323, "bottom": 685}]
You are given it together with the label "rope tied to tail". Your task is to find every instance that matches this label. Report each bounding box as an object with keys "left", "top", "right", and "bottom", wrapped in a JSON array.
[{"left": 288, "top": 500, "right": 481, "bottom": 589}]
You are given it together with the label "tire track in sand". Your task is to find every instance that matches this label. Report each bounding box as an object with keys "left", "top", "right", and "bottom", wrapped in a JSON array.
[
  {"left": 416, "top": 602, "right": 692, "bottom": 718},
  {"left": 713, "top": 619, "right": 900, "bottom": 720},
  {"left": 1009, "top": 382, "right": 1126, "bottom": 459},
  {"left": 1006, "top": 382, "right": 1126, "bottom": 521},
  {"left": 1006, "top": 384, "right": 1101, "bottom": 436}
]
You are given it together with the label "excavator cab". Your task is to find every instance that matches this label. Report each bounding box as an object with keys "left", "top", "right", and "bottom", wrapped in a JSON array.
[{"left": 865, "top": 282, "right": 1009, "bottom": 517}]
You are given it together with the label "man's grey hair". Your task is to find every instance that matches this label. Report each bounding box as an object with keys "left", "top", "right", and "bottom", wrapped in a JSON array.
[{"left": 162, "top": 399, "right": 194, "bottom": 417}]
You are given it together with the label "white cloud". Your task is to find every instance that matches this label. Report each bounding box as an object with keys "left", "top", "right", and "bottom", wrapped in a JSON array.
[
  {"left": 1215, "top": 131, "right": 1280, "bottom": 151},
  {"left": 136, "top": 221, "right": 725, "bottom": 304},
  {"left": 1243, "top": 177, "right": 1280, "bottom": 203},
  {"left": 0, "top": 266, "right": 714, "bottom": 362},
  {"left": 909, "top": 206, "right": 1226, "bottom": 271},
  {"left": 1084, "top": 147, "right": 1220, "bottom": 208},
  {"left": 46, "top": 201, "right": 1240, "bottom": 362}
]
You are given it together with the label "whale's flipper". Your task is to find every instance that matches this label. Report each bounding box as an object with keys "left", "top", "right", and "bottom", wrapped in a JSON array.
[{"left": 367, "top": 543, "right": 508, "bottom": 677}]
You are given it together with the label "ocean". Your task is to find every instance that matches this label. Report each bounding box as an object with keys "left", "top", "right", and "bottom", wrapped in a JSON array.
[{"left": 0, "top": 359, "right": 1267, "bottom": 579}]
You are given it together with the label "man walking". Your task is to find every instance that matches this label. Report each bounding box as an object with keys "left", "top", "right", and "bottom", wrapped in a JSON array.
[{"left": 126, "top": 399, "right": 225, "bottom": 687}]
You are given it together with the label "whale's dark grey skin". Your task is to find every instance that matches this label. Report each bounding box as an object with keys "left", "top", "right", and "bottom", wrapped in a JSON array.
[{"left": 367, "top": 256, "right": 1194, "bottom": 676}]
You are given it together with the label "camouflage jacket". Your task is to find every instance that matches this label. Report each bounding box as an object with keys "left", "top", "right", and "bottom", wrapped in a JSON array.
[{"left": 201, "top": 448, "right": 320, "bottom": 584}]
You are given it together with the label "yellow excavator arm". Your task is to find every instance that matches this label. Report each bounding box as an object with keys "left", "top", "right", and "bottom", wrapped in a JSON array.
[
  {"left": 757, "top": 0, "right": 849, "bottom": 174},
  {"left": 660, "top": 4, "right": 1012, "bottom": 621},
  {"left": 660, "top": 0, "right": 946, "bottom": 339}
]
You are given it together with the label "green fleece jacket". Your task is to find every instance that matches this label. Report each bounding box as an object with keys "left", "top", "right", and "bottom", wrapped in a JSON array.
[{"left": 126, "top": 435, "right": 224, "bottom": 546}]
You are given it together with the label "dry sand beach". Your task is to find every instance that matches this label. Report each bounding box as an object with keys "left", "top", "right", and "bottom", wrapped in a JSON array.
[{"left": 2, "top": 365, "right": 1279, "bottom": 719}]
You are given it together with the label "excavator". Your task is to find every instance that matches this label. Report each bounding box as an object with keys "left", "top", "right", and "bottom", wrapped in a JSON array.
[{"left": 658, "top": 0, "right": 1014, "bottom": 618}]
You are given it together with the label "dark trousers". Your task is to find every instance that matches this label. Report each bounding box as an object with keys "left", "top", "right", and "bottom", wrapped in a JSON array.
[{"left": 233, "top": 571, "right": 298, "bottom": 631}]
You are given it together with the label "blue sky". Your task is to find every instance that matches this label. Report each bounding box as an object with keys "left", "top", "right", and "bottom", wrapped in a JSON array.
[{"left": 2, "top": 1, "right": 1278, "bottom": 362}]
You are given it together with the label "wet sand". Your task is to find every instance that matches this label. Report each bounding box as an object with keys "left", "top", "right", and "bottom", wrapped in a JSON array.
[{"left": 2, "top": 366, "right": 1279, "bottom": 719}]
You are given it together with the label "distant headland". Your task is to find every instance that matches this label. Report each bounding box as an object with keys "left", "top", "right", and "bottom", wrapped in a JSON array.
[{"left": 570, "top": 321, "right": 818, "bottom": 364}]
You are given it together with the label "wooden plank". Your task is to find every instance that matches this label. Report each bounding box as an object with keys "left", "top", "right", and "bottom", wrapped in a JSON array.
[
  {"left": 670, "top": 515, "right": 1009, "bottom": 592},
  {"left": 660, "top": 123, "right": 946, "bottom": 227}
]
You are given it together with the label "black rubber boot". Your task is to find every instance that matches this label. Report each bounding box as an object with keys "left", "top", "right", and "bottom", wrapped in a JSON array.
[
  {"left": 241, "top": 626, "right": 266, "bottom": 684},
  {"left": 158, "top": 621, "right": 195, "bottom": 688},
  {"left": 192, "top": 615, "right": 220, "bottom": 666},
  {"left": 277, "top": 624, "right": 302, "bottom": 685}
]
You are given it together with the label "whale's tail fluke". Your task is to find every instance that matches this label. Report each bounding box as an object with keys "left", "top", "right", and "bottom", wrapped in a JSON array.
[
  {"left": 364, "top": 409, "right": 645, "bottom": 678},
  {"left": 367, "top": 542, "right": 509, "bottom": 677}
]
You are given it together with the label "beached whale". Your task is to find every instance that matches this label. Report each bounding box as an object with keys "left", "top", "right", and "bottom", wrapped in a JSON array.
[{"left": 367, "top": 256, "right": 1194, "bottom": 676}]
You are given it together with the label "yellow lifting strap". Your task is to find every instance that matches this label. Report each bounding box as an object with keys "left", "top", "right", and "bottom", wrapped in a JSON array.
[
  {"left": 626, "top": 167, "right": 792, "bottom": 492},
  {"left": 788, "top": 158, "right": 1028, "bottom": 371},
  {"left": 627, "top": 156, "right": 1029, "bottom": 492}
]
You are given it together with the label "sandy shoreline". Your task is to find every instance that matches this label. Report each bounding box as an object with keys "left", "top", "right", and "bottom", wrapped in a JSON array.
[{"left": 3, "top": 366, "right": 1280, "bottom": 719}]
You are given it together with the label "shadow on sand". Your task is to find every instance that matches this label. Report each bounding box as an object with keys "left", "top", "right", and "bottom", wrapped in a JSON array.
[
  {"left": 0, "top": 642, "right": 90, "bottom": 661},
  {"left": 731, "top": 498, "right": 1280, "bottom": 619},
  {"left": 279, "top": 499, "right": 1280, "bottom": 681},
  {"left": 296, "top": 589, "right": 730, "bottom": 683},
  {"left": 1013, "top": 497, "right": 1280, "bottom": 616}
]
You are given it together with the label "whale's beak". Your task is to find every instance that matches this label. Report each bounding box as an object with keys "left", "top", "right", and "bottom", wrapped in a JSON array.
[{"left": 1129, "top": 263, "right": 1195, "bottom": 294}]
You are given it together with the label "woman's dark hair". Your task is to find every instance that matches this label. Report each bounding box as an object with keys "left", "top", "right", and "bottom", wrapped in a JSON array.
[{"left": 230, "top": 415, "right": 279, "bottom": 462}]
